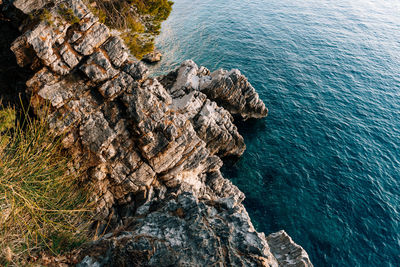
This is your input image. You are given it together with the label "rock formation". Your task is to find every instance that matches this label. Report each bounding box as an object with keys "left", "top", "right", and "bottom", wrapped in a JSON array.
[
  {"left": 160, "top": 60, "right": 268, "bottom": 120},
  {"left": 142, "top": 49, "right": 163, "bottom": 63},
  {"left": 2, "top": 0, "right": 313, "bottom": 266},
  {"left": 267, "top": 231, "right": 314, "bottom": 267},
  {"left": 78, "top": 192, "right": 278, "bottom": 267}
]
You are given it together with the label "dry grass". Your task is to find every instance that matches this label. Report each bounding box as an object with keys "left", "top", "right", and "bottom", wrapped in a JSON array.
[{"left": 0, "top": 105, "right": 92, "bottom": 266}]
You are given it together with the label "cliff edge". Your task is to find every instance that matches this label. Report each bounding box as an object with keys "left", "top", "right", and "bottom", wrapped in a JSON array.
[{"left": 2, "top": 0, "right": 312, "bottom": 266}]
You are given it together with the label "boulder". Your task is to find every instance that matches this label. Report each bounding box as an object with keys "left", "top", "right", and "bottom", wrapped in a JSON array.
[{"left": 142, "top": 49, "right": 163, "bottom": 63}]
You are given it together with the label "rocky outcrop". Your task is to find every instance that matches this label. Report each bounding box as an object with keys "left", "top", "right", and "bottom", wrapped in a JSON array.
[
  {"left": 78, "top": 192, "right": 278, "bottom": 267},
  {"left": 142, "top": 49, "right": 162, "bottom": 63},
  {"left": 160, "top": 60, "right": 268, "bottom": 120},
  {"left": 160, "top": 60, "right": 247, "bottom": 157},
  {"left": 267, "top": 231, "right": 314, "bottom": 267},
  {"left": 3, "top": 0, "right": 312, "bottom": 266}
]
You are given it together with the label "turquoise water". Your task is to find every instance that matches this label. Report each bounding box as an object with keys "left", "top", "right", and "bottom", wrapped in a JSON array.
[{"left": 152, "top": 0, "right": 400, "bottom": 266}]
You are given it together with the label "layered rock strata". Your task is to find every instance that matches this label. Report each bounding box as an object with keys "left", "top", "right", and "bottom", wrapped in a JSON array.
[
  {"left": 78, "top": 193, "right": 278, "bottom": 267},
  {"left": 4, "top": 0, "right": 313, "bottom": 266},
  {"left": 267, "top": 231, "right": 314, "bottom": 267}
]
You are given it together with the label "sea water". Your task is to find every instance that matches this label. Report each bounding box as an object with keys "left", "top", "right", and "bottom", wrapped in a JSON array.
[{"left": 152, "top": 0, "right": 400, "bottom": 266}]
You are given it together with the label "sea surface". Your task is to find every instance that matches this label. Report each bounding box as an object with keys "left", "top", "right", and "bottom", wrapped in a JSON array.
[{"left": 151, "top": 0, "right": 400, "bottom": 266}]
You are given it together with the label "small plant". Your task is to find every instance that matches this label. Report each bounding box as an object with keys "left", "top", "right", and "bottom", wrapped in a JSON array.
[
  {"left": 0, "top": 105, "right": 92, "bottom": 265},
  {"left": 40, "top": 9, "right": 54, "bottom": 26},
  {"left": 0, "top": 108, "right": 15, "bottom": 133},
  {"left": 29, "top": 8, "right": 54, "bottom": 26},
  {"left": 87, "top": 2, "right": 106, "bottom": 24},
  {"left": 0, "top": 108, "right": 15, "bottom": 153},
  {"left": 57, "top": 4, "right": 80, "bottom": 25}
]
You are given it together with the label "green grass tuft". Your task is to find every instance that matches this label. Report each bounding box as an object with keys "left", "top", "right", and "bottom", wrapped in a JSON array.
[
  {"left": 0, "top": 109, "right": 15, "bottom": 133},
  {"left": 0, "top": 105, "right": 92, "bottom": 266}
]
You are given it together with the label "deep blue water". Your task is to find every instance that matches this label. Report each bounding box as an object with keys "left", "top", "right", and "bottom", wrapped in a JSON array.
[{"left": 151, "top": 0, "right": 400, "bottom": 266}]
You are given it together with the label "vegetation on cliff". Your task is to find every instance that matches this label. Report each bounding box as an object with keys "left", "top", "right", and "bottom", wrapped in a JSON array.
[
  {"left": 0, "top": 105, "right": 92, "bottom": 266},
  {"left": 87, "top": 0, "right": 173, "bottom": 58}
]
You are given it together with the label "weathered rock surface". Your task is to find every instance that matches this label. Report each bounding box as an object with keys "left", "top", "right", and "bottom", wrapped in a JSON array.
[
  {"left": 160, "top": 60, "right": 268, "bottom": 120},
  {"left": 267, "top": 231, "right": 314, "bottom": 267},
  {"left": 160, "top": 60, "right": 246, "bottom": 157},
  {"left": 78, "top": 192, "right": 279, "bottom": 267},
  {"left": 12, "top": 0, "right": 51, "bottom": 14},
  {"left": 4, "top": 0, "right": 313, "bottom": 266}
]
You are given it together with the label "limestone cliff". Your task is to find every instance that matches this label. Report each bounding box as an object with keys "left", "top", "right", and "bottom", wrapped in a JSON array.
[{"left": 1, "top": 0, "right": 313, "bottom": 266}]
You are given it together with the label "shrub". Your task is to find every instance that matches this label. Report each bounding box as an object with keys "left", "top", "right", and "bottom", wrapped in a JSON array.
[
  {"left": 121, "top": 32, "right": 155, "bottom": 59},
  {"left": 0, "top": 106, "right": 92, "bottom": 265},
  {"left": 39, "top": 9, "right": 54, "bottom": 26},
  {"left": 125, "top": 16, "right": 145, "bottom": 33},
  {"left": 129, "top": 0, "right": 173, "bottom": 20},
  {"left": 86, "top": 0, "right": 173, "bottom": 58}
]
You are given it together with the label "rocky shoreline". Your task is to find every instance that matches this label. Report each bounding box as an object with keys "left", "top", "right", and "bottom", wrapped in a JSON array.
[{"left": 2, "top": 0, "right": 312, "bottom": 266}]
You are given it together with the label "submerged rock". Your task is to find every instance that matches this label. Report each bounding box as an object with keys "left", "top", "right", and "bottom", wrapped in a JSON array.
[{"left": 5, "top": 0, "right": 313, "bottom": 266}]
